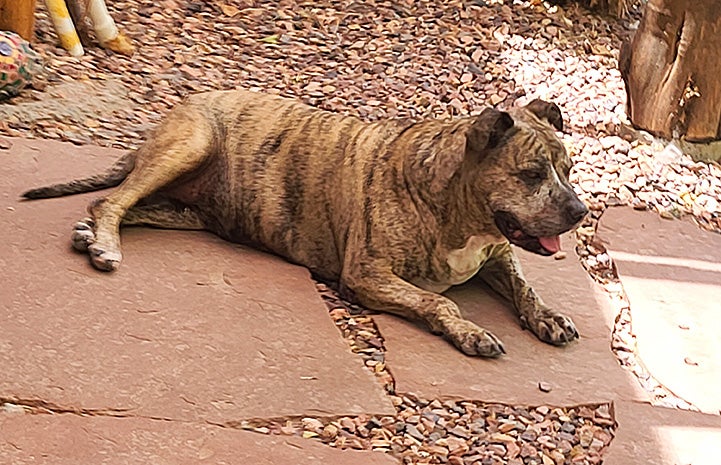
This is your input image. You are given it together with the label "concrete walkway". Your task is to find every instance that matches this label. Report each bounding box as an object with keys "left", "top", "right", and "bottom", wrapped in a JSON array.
[{"left": 1, "top": 138, "right": 720, "bottom": 464}]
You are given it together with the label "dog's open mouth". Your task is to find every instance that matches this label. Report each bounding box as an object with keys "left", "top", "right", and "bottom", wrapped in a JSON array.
[{"left": 493, "top": 211, "right": 561, "bottom": 256}]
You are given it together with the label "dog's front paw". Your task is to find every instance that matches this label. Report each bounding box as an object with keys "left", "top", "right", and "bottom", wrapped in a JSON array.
[
  {"left": 523, "top": 311, "right": 579, "bottom": 345},
  {"left": 445, "top": 319, "right": 506, "bottom": 357}
]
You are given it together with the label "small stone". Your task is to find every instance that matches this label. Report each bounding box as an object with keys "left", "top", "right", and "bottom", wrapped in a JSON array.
[
  {"left": 448, "top": 425, "right": 470, "bottom": 438},
  {"left": 322, "top": 423, "right": 339, "bottom": 439},
  {"left": 2, "top": 403, "right": 25, "bottom": 414},
  {"left": 521, "top": 443, "right": 538, "bottom": 458},
  {"left": 553, "top": 251, "right": 567, "bottom": 260},
  {"left": 537, "top": 435, "right": 556, "bottom": 448},
  {"left": 557, "top": 439, "right": 574, "bottom": 453},
  {"left": 491, "top": 433, "right": 516, "bottom": 443},
  {"left": 340, "top": 417, "right": 356, "bottom": 433},
  {"left": 301, "top": 417, "right": 324, "bottom": 433},
  {"left": 446, "top": 437, "right": 469, "bottom": 455},
  {"left": 632, "top": 198, "right": 648, "bottom": 210},
  {"left": 659, "top": 210, "right": 675, "bottom": 220},
  {"left": 0, "top": 138, "right": 12, "bottom": 150},
  {"left": 590, "top": 438, "right": 605, "bottom": 450},
  {"left": 538, "top": 381, "right": 553, "bottom": 392},
  {"left": 579, "top": 426, "right": 594, "bottom": 447},
  {"left": 428, "top": 444, "right": 449, "bottom": 458},
  {"left": 405, "top": 424, "right": 425, "bottom": 442},
  {"left": 499, "top": 421, "right": 517, "bottom": 433},
  {"left": 506, "top": 440, "right": 521, "bottom": 458},
  {"left": 561, "top": 422, "right": 576, "bottom": 434}
]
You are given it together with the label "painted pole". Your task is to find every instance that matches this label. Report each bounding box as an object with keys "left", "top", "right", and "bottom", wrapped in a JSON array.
[
  {"left": 43, "top": 0, "right": 83, "bottom": 56},
  {"left": 86, "top": 0, "right": 134, "bottom": 55}
]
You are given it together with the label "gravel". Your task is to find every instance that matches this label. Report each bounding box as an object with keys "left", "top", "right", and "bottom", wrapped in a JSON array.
[{"left": 3, "top": 0, "right": 720, "bottom": 461}]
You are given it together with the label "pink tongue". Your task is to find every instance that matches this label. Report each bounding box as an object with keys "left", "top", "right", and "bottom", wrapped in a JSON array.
[{"left": 539, "top": 235, "right": 561, "bottom": 253}]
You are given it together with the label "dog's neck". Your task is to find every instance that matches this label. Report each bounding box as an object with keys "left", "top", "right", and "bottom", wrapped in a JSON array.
[{"left": 443, "top": 175, "right": 504, "bottom": 249}]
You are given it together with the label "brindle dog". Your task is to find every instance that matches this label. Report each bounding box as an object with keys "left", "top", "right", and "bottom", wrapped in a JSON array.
[{"left": 23, "top": 91, "right": 588, "bottom": 357}]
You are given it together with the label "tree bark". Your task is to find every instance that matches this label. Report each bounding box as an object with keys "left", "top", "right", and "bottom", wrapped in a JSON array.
[
  {"left": 620, "top": 0, "right": 721, "bottom": 142},
  {"left": 0, "top": 0, "right": 38, "bottom": 41}
]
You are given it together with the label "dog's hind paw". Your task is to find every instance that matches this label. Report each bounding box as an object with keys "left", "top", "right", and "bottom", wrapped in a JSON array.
[
  {"left": 446, "top": 319, "right": 506, "bottom": 357},
  {"left": 525, "top": 311, "right": 579, "bottom": 345},
  {"left": 88, "top": 243, "right": 122, "bottom": 271},
  {"left": 71, "top": 218, "right": 96, "bottom": 252}
]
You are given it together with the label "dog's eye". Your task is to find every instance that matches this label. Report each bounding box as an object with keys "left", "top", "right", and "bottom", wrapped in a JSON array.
[{"left": 519, "top": 168, "right": 546, "bottom": 185}]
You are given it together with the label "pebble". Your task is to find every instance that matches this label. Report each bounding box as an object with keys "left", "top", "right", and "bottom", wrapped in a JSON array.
[
  {"left": 538, "top": 381, "right": 553, "bottom": 393},
  {"left": 405, "top": 424, "right": 425, "bottom": 442},
  {"left": 301, "top": 417, "right": 324, "bottom": 433}
]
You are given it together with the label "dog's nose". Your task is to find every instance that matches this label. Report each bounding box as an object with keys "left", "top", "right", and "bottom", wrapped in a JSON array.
[{"left": 567, "top": 200, "right": 589, "bottom": 224}]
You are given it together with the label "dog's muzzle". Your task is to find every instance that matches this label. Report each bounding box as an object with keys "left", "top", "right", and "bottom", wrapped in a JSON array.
[{"left": 493, "top": 204, "right": 588, "bottom": 256}]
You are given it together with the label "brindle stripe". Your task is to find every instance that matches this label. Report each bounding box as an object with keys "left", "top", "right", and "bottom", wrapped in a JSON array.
[
  {"left": 277, "top": 114, "right": 318, "bottom": 246},
  {"left": 330, "top": 117, "right": 359, "bottom": 162},
  {"left": 362, "top": 193, "right": 375, "bottom": 253},
  {"left": 344, "top": 124, "right": 366, "bottom": 167}
]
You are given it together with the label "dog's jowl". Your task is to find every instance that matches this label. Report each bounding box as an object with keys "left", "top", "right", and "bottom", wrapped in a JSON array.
[{"left": 23, "top": 90, "right": 588, "bottom": 357}]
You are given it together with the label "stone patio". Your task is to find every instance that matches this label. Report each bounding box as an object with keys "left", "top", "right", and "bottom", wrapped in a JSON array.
[
  {"left": 1, "top": 137, "right": 720, "bottom": 463},
  {"left": 598, "top": 208, "right": 721, "bottom": 416}
]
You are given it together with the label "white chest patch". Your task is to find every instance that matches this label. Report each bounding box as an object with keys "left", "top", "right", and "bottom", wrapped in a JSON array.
[
  {"left": 411, "top": 236, "right": 507, "bottom": 294},
  {"left": 445, "top": 236, "right": 503, "bottom": 285}
]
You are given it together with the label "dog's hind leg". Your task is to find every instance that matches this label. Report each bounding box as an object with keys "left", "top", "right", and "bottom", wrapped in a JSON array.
[
  {"left": 81, "top": 109, "right": 216, "bottom": 271},
  {"left": 72, "top": 201, "right": 205, "bottom": 253}
]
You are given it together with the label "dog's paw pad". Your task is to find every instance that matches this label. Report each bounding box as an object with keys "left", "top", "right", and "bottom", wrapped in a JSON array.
[
  {"left": 447, "top": 320, "right": 506, "bottom": 357},
  {"left": 88, "top": 244, "right": 122, "bottom": 271},
  {"left": 71, "top": 218, "right": 96, "bottom": 251},
  {"left": 533, "top": 313, "right": 579, "bottom": 345}
]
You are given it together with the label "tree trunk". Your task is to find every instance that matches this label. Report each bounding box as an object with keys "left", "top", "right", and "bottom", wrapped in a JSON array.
[
  {"left": 620, "top": 0, "right": 721, "bottom": 142},
  {"left": 0, "top": 0, "right": 37, "bottom": 41}
]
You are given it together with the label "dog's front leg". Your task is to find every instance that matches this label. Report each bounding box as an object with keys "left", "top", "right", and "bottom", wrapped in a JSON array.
[
  {"left": 342, "top": 264, "right": 506, "bottom": 357},
  {"left": 477, "top": 243, "right": 579, "bottom": 345}
]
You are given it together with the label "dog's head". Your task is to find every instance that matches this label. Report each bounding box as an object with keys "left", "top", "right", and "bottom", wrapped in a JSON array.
[{"left": 425, "top": 100, "right": 588, "bottom": 256}]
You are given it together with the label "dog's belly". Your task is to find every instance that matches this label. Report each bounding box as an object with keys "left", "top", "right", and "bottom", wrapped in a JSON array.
[{"left": 412, "top": 237, "right": 507, "bottom": 293}]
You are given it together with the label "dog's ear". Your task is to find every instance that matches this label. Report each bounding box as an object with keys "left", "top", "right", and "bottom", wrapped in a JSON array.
[
  {"left": 466, "top": 108, "right": 515, "bottom": 155},
  {"left": 426, "top": 109, "right": 514, "bottom": 194},
  {"left": 524, "top": 99, "right": 563, "bottom": 131}
]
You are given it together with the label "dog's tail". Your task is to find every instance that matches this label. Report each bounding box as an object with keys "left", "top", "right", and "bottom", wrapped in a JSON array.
[{"left": 22, "top": 152, "right": 136, "bottom": 200}]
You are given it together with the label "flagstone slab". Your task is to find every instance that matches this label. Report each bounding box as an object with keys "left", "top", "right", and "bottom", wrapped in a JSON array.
[
  {"left": 376, "top": 236, "right": 647, "bottom": 405},
  {"left": 604, "top": 400, "right": 721, "bottom": 465},
  {"left": 0, "top": 412, "right": 399, "bottom": 465},
  {"left": 598, "top": 208, "right": 721, "bottom": 415},
  {"left": 0, "top": 138, "right": 393, "bottom": 422}
]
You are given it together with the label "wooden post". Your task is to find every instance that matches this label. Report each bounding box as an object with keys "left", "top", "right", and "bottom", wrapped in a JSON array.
[
  {"left": 620, "top": 0, "right": 721, "bottom": 142},
  {"left": 0, "top": 0, "right": 38, "bottom": 41}
]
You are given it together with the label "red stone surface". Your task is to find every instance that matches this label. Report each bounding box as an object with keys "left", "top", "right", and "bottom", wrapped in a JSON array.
[
  {"left": 0, "top": 138, "right": 393, "bottom": 422},
  {"left": 376, "top": 235, "right": 648, "bottom": 406},
  {"left": 604, "top": 401, "right": 721, "bottom": 465},
  {"left": 598, "top": 208, "right": 721, "bottom": 415},
  {"left": 0, "top": 412, "right": 399, "bottom": 465}
]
